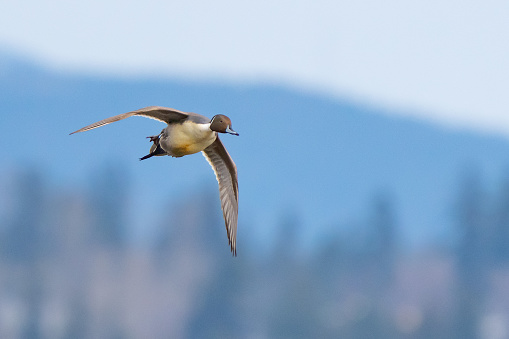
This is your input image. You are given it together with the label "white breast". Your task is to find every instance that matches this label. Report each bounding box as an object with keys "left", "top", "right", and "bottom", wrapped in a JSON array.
[{"left": 160, "top": 121, "right": 216, "bottom": 157}]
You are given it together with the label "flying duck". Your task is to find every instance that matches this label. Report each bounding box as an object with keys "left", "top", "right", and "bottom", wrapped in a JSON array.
[{"left": 70, "top": 106, "right": 239, "bottom": 255}]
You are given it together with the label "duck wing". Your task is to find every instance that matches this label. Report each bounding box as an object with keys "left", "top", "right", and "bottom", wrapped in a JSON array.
[
  {"left": 202, "top": 137, "right": 239, "bottom": 255},
  {"left": 70, "top": 106, "right": 191, "bottom": 134}
]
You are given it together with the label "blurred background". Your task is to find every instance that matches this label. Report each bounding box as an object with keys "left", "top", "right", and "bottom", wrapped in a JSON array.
[{"left": 1, "top": 1, "right": 509, "bottom": 338}]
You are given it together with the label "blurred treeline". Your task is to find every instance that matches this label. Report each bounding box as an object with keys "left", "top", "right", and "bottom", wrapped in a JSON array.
[{"left": 0, "top": 165, "right": 508, "bottom": 339}]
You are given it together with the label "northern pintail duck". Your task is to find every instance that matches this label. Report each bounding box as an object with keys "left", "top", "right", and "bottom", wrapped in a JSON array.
[{"left": 70, "top": 106, "right": 239, "bottom": 255}]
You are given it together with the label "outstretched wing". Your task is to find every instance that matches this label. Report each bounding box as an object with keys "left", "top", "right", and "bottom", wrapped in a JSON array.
[
  {"left": 69, "top": 106, "right": 190, "bottom": 134},
  {"left": 202, "top": 137, "right": 239, "bottom": 255}
]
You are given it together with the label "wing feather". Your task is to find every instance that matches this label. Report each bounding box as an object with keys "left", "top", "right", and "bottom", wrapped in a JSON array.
[
  {"left": 69, "top": 106, "right": 190, "bottom": 134},
  {"left": 202, "top": 137, "right": 239, "bottom": 255}
]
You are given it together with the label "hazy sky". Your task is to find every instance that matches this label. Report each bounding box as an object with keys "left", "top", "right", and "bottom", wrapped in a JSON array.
[{"left": 1, "top": 0, "right": 509, "bottom": 135}]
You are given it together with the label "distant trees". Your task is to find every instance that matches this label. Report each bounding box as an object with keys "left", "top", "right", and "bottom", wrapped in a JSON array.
[
  {"left": 4, "top": 163, "right": 509, "bottom": 338},
  {"left": 490, "top": 173, "right": 509, "bottom": 265},
  {"left": 454, "top": 169, "right": 486, "bottom": 339},
  {"left": 453, "top": 168, "right": 509, "bottom": 338},
  {"left": 369, "top": 192, "right": 398, "bottom": 286},
  {"left": 89, "top": 163, "right": 129, "bottom": 248},
  {"left": 1, "top": 169, "right": 46, "bottom": 339},
  {"left": 0, "top": 164, "right": 132, "bottom": 338},
  {"left": 1, "top": 169, "right": 46, "bottom": 263}
]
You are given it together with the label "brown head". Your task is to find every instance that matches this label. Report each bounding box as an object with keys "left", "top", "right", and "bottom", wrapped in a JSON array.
[{"left": 210, "top": 114, "right": 239, "bottom": 136}]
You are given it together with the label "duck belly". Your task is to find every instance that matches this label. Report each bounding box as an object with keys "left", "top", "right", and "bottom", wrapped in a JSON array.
[{"left": 161, "top": 122, "right": 216, "bottom": 157}]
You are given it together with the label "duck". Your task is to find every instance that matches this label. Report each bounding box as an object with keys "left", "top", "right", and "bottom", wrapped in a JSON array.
[{"left": 70, "top": 106, "right": 239, "bottom": 255}]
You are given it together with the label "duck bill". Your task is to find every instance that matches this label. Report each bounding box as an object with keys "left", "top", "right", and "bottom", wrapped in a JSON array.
[{"left": 226, "top": 126, "right": 239, "bottom": 136}]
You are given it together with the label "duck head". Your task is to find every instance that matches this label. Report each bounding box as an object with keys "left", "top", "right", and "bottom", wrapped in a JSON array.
[{"left": 210, "top": 115, "right": 239, "bottom": 136}]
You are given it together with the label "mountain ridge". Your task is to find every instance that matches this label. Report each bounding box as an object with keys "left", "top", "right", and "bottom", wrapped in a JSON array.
[{"left": 1, "top": 52, "right": 509, "bottom": 250}]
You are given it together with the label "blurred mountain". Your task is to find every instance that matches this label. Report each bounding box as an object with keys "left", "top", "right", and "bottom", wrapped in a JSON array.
[{"left": 2, "top": 51, "right": 509, "bottom": 250}]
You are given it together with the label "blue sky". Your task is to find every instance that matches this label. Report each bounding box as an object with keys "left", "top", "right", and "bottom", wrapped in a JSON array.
[{"left": 1, "top": 0, "right": 509, "bottom": 135}]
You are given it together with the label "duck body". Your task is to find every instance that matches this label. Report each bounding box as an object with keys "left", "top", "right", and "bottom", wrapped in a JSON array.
[
  {"left": 161, "top": 120, "right": 216, "bottom": 157},
  {"left": 70, "top": 106, "right": 239, "bottom": 255}
]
